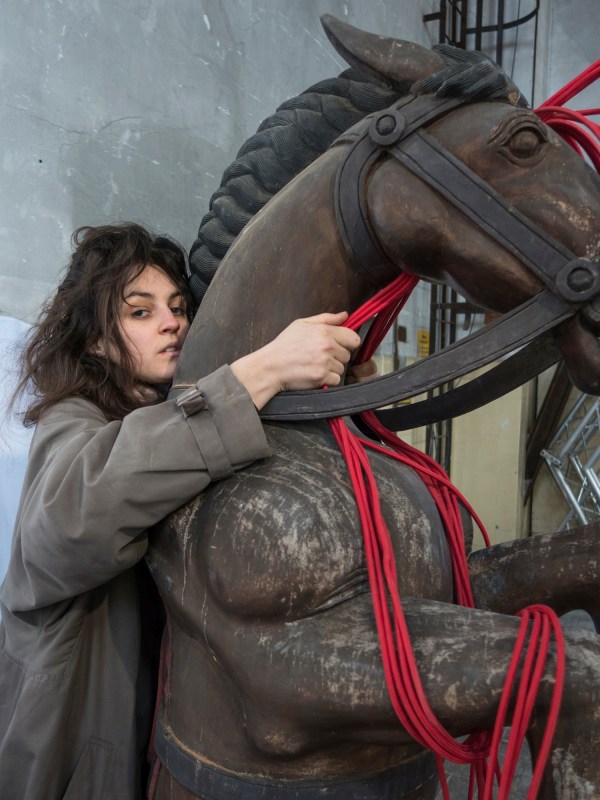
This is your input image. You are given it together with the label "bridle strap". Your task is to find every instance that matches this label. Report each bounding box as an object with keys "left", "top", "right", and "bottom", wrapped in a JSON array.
[
  {"left": 260, "top": 289, "right": 571, "bottom": 421},
  {"left": 332, "top": 95, "right": 466, "bottom": 287},
  {"left": 260, "top": 94, "right": 600, "bottom": 424},
  {"left": 374, "top": 333, "right": 560, "bottom": 431},
  {"left": 393, "top": 129, "right": 600, "bottom": 301}
]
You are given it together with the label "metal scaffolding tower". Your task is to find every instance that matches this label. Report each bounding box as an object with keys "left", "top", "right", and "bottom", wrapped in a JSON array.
[{"left": 541, "top": 394, "right": 600, "bottom": 530}]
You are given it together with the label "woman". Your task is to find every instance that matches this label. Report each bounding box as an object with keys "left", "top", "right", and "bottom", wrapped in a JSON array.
[{"left": 0, "top": 223, "right": 361, "bottom": 800}]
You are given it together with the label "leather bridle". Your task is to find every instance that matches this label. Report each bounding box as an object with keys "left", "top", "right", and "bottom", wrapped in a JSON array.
[{"left": 260, "top": 93, "right": 600, "bottom": 426}]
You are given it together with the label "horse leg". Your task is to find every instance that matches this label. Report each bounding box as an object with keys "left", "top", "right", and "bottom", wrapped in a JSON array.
[
  {"left": 149, "top": 598, "right": 600, "bottom": 800},
  {"left": 402, "top": 599, "right": 600, "bottom": 800},
  {"left": 468, "top": 524, "right": 600, "bottom": 630}
]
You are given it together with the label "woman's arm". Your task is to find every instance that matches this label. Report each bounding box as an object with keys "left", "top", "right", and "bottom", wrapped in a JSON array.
[
  {"left": 4, "top": 313, "right": 362, "bottom": 610},
  {"left": 5, "top": 367, "right": 270, "bottom": 610}
]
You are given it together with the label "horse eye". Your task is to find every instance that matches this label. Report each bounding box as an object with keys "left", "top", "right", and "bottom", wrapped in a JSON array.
[{"left": 506, "top": 127, "right": 545, "bottom": 159}]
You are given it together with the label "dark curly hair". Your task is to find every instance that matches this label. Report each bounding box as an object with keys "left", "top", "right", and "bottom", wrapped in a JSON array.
[{"left": 16, "top": 222, "right": 192, "bottom": 424}]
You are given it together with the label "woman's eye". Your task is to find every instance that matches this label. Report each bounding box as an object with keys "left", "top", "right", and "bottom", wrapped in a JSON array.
[
  {"left": 131, "top": 308, "right": 148, "bottom": 318},
  {"left": 171, "top": 306, "right": 186, "bottom": 316},
  {"left": 506, "top": 127, "right": 545, "bottom": 159}
]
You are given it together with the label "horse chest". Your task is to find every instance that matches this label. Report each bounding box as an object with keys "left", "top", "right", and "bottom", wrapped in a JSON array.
[{"left": 192, "top": 424, "right": 453, "bottom": 621}]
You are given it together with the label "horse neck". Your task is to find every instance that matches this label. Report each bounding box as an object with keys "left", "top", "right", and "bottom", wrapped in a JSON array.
[{"left": 175, "top": 147, "right": 383, "bottom": 383}]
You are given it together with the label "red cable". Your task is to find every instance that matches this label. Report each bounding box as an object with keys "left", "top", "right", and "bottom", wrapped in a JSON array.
[
  {"left": 535, "top": 60, "right": 600, "bottom": 167},
  {"left": 331, "top": 417, "right": 491, "bottom": 767},
  {"left": 330, "top": 272, "right": 566, "bottom": 798},
  {"left": 538, "top": 59, "right": 600, "bottom": 108},
  {"left": 327, "top": 68, "right": 596, "bottom": 794}
]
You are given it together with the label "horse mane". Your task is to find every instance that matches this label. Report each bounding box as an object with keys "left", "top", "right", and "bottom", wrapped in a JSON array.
[
  {"left": 188, "top": 68, "right": 401, "bottom": 307},
  {"left": 414, "top": 44, "right": 528, "bottom": 107},
  {"left": 188, "top": 48, "right": 524, "bottom": 309}
]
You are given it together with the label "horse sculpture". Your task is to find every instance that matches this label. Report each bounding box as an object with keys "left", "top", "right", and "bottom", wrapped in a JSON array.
[{"left": 147, "top": 16, "right": 600, "bottom": 800}]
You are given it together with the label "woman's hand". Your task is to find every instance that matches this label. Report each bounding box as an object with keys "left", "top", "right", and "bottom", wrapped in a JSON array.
[{"left": 230, "top": 312, "right": 361, "bottom": 410}]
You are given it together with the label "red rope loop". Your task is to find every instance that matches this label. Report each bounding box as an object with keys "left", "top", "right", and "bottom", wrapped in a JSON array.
[{"left": 331, "top": 276, "right": 566, "bottom": 798}]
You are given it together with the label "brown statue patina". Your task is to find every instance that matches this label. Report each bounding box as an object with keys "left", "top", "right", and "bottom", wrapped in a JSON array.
[{"left": 147, "top": 16, "right": 600, "bottom": 800}]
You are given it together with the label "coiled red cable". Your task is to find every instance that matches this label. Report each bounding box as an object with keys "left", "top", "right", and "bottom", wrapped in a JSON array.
[
  {"left": 330, "top": 275, "right": 565, "bottom": 799},
  {"left": 328, "top": 61, "right": 599, "bottom": 798},
  {"left": 318, "top": 57, "right": 600, "bottom": 799}
]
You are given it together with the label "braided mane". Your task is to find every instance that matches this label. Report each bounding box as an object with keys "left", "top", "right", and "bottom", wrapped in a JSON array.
[
  {"left": 189, "top": 48, "right": 524, "bottom": 308},
  {"left": 188, "top": 69, "right": 401, "bottom": 306}
]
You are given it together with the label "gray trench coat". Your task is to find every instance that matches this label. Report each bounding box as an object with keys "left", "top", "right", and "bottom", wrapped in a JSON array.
[{"left": 0, "top": 366, "right": 271, "bottom": 800}]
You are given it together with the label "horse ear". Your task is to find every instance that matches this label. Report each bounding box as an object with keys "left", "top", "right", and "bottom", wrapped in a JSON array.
[{"left": 320, "top": 14, "right": 445, "bottom": 90}]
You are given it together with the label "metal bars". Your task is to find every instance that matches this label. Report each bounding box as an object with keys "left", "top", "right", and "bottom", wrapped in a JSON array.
[
  {"left": 423, "top": 1, "right": 540, "bottom": 68},
  {"left": 541, "top": 394, "right": 600, "bottom": 529}
]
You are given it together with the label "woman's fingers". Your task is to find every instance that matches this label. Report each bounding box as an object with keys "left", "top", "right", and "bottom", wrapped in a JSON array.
[{"left": 230, "top": 312, "right": 362, "bottom": 408}]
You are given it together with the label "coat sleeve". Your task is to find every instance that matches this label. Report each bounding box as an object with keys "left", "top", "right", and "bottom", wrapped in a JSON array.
[{"left": 2, "top": 365, "right": 271, "bottom": 610}]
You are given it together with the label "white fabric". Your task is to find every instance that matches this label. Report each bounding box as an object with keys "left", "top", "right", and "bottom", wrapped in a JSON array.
[{"left": 0, "top": 315, "right": 33, "bottom": 581}]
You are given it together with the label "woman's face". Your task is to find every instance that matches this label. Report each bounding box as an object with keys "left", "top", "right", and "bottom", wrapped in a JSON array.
[{"left": 115, "top": 265, "right": 190, "bottom": 385}]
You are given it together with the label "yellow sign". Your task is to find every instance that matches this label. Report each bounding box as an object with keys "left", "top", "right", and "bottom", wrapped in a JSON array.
[{"left": 417, "top": 329, "right": 430, "bottom": 359}]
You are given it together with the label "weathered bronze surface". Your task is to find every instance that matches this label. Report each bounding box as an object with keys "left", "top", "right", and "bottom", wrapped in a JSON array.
[{"left": 148, "top": 16, "right": 600, "bottom": 800}]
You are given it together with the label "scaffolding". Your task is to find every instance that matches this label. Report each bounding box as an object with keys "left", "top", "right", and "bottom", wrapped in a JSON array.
[{"left": 541, "top": 394, "right": 600, "bottom": 530}]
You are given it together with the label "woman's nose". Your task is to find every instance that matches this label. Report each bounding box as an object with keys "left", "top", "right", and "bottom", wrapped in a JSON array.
[{"left": 159, "top": 309, "right": 181, "bottom": 332}]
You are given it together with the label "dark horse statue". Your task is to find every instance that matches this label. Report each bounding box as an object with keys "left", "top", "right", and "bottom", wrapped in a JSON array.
[{"left": 148, "top": 16, "right": 600, "bottom": 800}]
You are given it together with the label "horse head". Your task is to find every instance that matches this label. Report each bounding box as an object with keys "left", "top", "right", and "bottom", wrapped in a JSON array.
[
  {"left": 320, "top": 14, "right": 600, "bottom": 395},
  {"left": 180, "top": 15, "right": 600, "bottom": 398}
]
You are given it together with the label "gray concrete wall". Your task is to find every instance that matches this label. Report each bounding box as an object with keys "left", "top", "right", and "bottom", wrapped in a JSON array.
[
  {"left": 1, "top": 0, "right": 435, "bottom": 322},
  {"left": 1, "top": 1, "right": 598, "bottom": 324}
]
